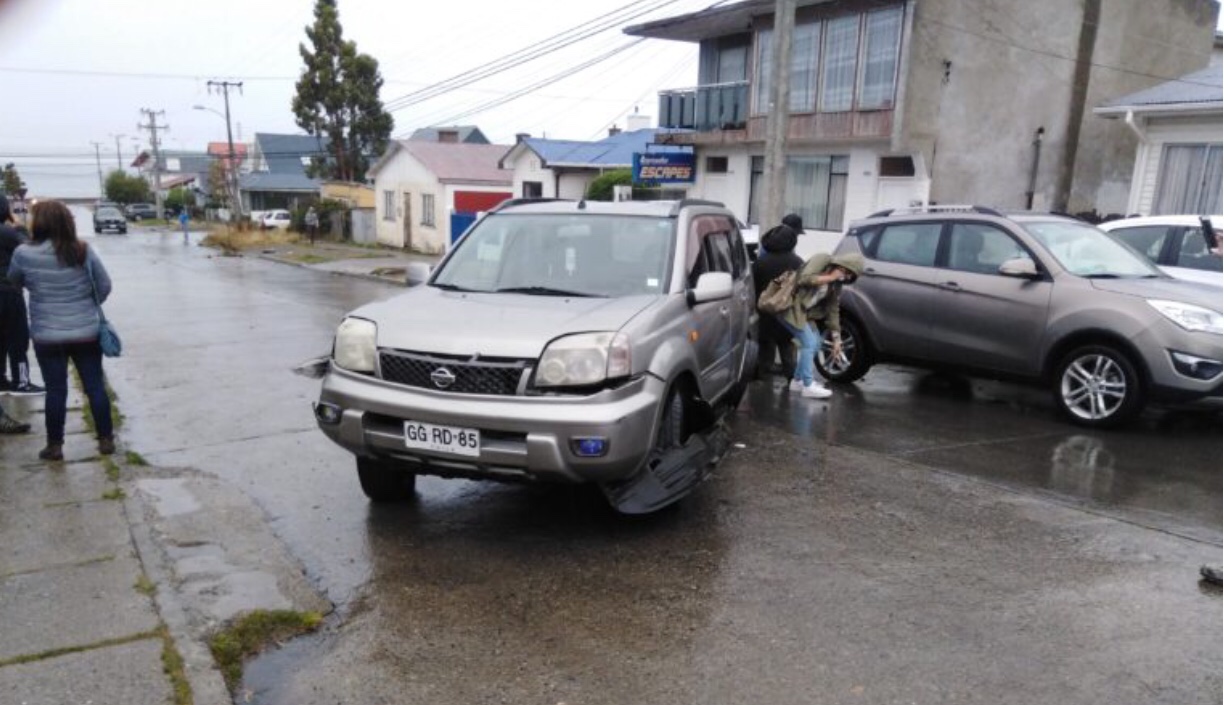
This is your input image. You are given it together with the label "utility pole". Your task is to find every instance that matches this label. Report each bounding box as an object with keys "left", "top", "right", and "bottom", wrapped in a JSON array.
[
  {"left": 762, "top": 0, "right": 795, "bottom": 229},
  {"left": 110, "top": 133, "right": 127, "bottom": 171},
  {"left": 207, "top": 80, "right": 244, "bottom": 220},
  {"left": 137, "top": 108, "right": 169, "bottom": 218},
  {"left": 90, "top": 141, "right": 105, "bottom": 199}
]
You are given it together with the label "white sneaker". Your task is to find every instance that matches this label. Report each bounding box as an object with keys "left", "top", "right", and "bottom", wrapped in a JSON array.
[
  {"left": 788, "top": 379, "right": 804, "bottom": 392},
  {"left": 801, "top": 381, "right": 833, "bottom": 399}
]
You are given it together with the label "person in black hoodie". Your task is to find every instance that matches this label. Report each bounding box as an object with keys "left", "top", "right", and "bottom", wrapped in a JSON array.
[
  {"left": 751, "top": 214, "right": 806, "bottom": 379},
  {"left": 0, "top": 193, "right": 44, "bottom": 397}
]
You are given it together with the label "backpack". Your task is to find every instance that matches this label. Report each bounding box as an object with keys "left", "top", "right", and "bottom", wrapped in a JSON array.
[{"left": 757, "top": 270, "right": 797, "bottom": 314}]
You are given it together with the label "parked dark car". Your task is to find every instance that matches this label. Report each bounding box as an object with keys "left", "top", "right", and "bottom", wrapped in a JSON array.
[
  {"left": 93, "top": 206, "right": 127, "bottom": 234},
  {"left": 125, "top": 203, "right": 157, "bottom": 221}
]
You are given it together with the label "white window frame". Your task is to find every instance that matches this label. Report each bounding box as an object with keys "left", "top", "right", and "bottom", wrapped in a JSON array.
[
  {"left": 421, "top": 193, "right": 436, "bottom": 227},
  {"left": 858, "top": 6, "right": 904, "bottom": 110},
  {"left": 382, "top": 190, "right": 395, "bottom": 221},
  {"left": 819, "top": 15, "right": 861, "bottom": 113}
]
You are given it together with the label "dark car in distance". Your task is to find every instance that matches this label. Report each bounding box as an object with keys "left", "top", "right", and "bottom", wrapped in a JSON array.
[
  {"left": 125, "top": 203, "right": 157, "bottom": 221},
  {"left": 93, "top": 206, "right": 127, "bottom": 234}
]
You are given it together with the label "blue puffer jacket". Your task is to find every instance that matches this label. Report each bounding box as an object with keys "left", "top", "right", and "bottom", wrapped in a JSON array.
[{"left": 6, "top": 241, "right": 112, "bottom": 344}]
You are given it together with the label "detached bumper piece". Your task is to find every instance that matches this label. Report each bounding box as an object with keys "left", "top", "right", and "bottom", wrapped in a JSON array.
[{"left": 601, "top": 421, "right": 730, "bottom": 515}]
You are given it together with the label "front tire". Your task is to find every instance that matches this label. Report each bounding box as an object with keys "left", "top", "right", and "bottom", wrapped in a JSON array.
[
  {"left": 815, "top": 316, "right": 872, "bottom": 383},
  {"left": 356, "top": 457, "right": 417, "bottom": 502},
  {"left": 655, "top": 386, "right": 688, "bottom": 451},
  {"left": 1053, "top": 344, "right": 1144, "bottom": 428}
]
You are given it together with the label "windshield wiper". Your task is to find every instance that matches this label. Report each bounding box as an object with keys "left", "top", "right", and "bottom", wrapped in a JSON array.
[
  {"left": 1082, "top": 273, "right": 1121, "bottom": 279},
  {"left": 431, "top": 282, "right": 475, "bottom": 292},
  {"left": 494, "top": 286, "right": 601, "bottom": 297}
]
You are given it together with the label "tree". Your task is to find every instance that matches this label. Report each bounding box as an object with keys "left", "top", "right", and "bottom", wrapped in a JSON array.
[
  {"left": 104, "top": 170, "right": 151, "bottom": 204},
  {"left": 292, "top": 0, "right": 394, "bottom": 183},
  {"left": 206, "top": 160, "right": 231, "bottom": 208},
  {"left": 586, "top": 169, "right": 634, "bottom": 201},
  {"left": 164, "top": 187, "right": 196, "bottom": 214},
  {"left": 2, "top": 163, "right": 25, "bottom": 196}
]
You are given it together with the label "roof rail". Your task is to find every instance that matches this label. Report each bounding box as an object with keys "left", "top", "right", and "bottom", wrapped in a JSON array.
[
  {"left": 869, "top": 204, "right": 1005, "bottom": 218},
  {"left": 489, "top": 197, "right": 570, "bottom": 213},
  {"left": 668, "top": 198, "right": 726, "bottom": 217}
]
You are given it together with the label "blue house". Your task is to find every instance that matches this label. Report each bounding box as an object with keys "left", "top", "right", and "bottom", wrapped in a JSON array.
[{"left": 239, "top": 133, "right": 328, "bottom": 212}]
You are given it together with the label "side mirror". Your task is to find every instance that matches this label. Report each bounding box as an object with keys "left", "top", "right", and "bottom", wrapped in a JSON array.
[
  {"left": 405, "top": 262, "right": 432, "bottom": 287},
  {"left": 687, "top": 271, "right": 734, "bottom": 305},
  {"left": 999, "top": 257, "right": 1040, "bottom": 279}
]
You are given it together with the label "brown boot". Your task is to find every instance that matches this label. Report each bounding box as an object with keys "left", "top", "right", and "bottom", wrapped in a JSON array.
[
  {"left": 38, "top": 444, "right": 64, "bottom": 461},
  {"left": 98, "top": 437, "right": 116, "bottom": 456}
]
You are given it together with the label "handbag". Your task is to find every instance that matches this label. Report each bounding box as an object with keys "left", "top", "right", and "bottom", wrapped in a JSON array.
[
  {"left": 757, "top": 269, "right": 797, "bottom": 314},
  {"left": 85, "top": 254, "right": 122, "bottom": 358}
]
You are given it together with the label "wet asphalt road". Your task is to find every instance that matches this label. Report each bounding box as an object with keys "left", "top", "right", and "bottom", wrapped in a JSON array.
[{"left": 77, "top": 216, "right": 1221, "bottom": 704}]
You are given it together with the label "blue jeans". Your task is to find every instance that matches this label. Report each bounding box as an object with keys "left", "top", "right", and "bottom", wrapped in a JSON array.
[
  {"left": 33, "top": 341, "right": 112, "bottom": 444},
  {"left": 776, "top": 317, "right": 819, "bottom": 386}
]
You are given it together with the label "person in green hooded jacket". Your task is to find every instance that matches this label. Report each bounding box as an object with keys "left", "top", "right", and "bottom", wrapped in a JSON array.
[{"left": 775, "top": 251, "right": 865, "bottom": 398}]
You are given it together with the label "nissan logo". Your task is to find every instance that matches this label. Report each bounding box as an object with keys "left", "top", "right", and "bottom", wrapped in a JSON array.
[{"left": 430, "top": 367, "right": 457, "bottom": 389}]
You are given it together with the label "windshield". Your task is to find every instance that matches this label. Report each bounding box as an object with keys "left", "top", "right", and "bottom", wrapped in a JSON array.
[
  {"left": 432, "top": 213, "right": 675, "bottom": 297},
  {"left": 1021, "top": 220, "right": 1164, "bottom": 278},
  {"left": 97, "top": 208, "right": 122, "bottom": 218}
]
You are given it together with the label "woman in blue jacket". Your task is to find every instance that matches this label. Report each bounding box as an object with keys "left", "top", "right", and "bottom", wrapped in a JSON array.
[{"left": 7, "top": 200, "right": 115, "bottom": 460}]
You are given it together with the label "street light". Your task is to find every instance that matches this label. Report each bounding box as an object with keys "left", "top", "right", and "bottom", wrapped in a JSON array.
[{"left": 193, "top": 103, "right": 242, "bottom": 220}]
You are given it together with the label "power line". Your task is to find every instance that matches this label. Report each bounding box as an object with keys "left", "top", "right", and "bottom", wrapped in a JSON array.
[{"left": 382, "top": 0, "right": 686, "bottom": 113}]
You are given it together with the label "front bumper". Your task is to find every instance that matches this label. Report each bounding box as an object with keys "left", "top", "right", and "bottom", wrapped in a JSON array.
[{"left": 316, "top": 365, "right": 665, "bottom": 484}]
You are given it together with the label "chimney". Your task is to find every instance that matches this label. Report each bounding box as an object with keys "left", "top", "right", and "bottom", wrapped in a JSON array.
[
  {"left": 626, "top": 113, "right": 653, "bottom": 132},
  {"left": 608, "top": 126, "right": 622, "bottom": 137},
  {"left": 438, "top": 129, "right": 459, "bottom": 143},
  {"left": 515, "top": 133, "right": 531, "bottom": 143}
]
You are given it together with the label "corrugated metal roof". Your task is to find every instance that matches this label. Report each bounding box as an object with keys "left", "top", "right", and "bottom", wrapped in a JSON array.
[
  {"left": 408, "top": 125, "right": 490, "bottom": 144},
  {"left": 520, "top": 128, "right": 689, "bottom": 168},
  {"left": 239, "top": 171, "right": 321, "bottom": 192},
  {"left": 1097, "top": 65, "right": 1223, "bottom": 114},
  {"left": 398, "top": 141, "right": 512, "bottom": 184},
  {"left": 254, "top": 133, "right": 329, "bottom": 174}
]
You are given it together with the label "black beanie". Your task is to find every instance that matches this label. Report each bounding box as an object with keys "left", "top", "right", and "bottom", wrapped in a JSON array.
[{"left": 781, "top": 213, "right": 803, "bottom": 231}]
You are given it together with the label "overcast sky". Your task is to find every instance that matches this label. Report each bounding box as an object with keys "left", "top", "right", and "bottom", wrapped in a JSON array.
[
  {"left": 0, "top": 0, "right": 705, "bottom": 198},
  {"left": 2, "top": 0, "right": 1221, "bottom": 199}
]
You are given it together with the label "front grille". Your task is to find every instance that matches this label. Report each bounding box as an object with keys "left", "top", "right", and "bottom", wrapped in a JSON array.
[{"left": 379, "top": 349, "right": 532, "bottom": 396}]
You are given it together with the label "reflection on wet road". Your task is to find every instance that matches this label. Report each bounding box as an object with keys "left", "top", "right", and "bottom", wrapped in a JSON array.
[{"left": 77, "top": 222, "right": 1221, "bottom": 704}]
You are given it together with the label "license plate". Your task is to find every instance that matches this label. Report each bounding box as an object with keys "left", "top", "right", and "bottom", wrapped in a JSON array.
[{"left": 403, "top": 420, "right": 480, "bottom": 457}]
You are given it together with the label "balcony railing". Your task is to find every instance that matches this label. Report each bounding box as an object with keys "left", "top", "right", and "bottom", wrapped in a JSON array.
[{"left": 658, "top": 81, "right": 750, "bottom": 132}]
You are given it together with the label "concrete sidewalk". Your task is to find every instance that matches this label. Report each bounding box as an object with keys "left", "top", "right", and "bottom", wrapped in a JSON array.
[
  {"left": 250, "top": 239, "right": 442, "bottom": 286},
  {"left": 0, "top": 388, "right": 225, "bottom": 704}
]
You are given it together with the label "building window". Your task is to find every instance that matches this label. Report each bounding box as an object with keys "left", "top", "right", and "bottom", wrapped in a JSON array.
[
  {"left": 748, "top": 156, "right": 765, "bottom": 226},
  {"left": 523, "top": 181, "right": 543, "bottom": 198},
  {"left": 785, "top": 155, "right": 850, "bottom": 231},
  {"left": 1154, "top": 144, "right": 1223, "bottom": 214},
  {"left": 421, "top": 193, "right": 435, "bottom": 227},
  {"left": 382, "top": 190, "right": 395, "bottom": 221},
  {"left": 879, "top": 156, "right": 915, "bottom": 177},
  {"left": 706, "top": 156, "right": 729, "bottom": 174},
  {"left": 859, "top": 6, "right": 903, "bottom": 109},
  {"left": 755, "top": 5, "right": 903, "bottom": 116},
  {"left": 820, "top": 15, "right": 860, "bottom": 112}
]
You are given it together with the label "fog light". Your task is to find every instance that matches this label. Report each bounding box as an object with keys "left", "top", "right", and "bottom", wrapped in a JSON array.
[
  {"left": 1170, "top": 351, "right": 1223, "bottom": 380},
  {"left": 314, "top": 402, "right": 342, "bottom": 425},
  {"left": 570, "top": 437, "right": 609, "bottom": 457}
]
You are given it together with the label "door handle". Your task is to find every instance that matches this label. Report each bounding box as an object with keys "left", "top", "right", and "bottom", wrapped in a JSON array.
[
  {"left": 941, "top": 281, "right": 962, "bottom": 291},
  {"left": 719, "top": 306, "right": 730, "bottom": 317}
]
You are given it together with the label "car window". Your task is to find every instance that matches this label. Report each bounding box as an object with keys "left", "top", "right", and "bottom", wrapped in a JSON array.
[
  {"left": 946, "top": 224, "right": 1027, "bottom": 274},
  {"left": 434, "top": 213, "right": 673, "bottom": 297},
  {"left": 1109, "top": 225, "right": 1169, "bottom": 260},
  {"left": 1175, "top": 228, "right": 1224, "bottom": 271},
  {"left": 1023, "top": 221, "right": 1161, "bottom": 277},
  {"left": 872, "top": 223, "right": 941, "bottom": 266},
  {"left": 97, "top": 208, "right": 122, "bottom": 218}
]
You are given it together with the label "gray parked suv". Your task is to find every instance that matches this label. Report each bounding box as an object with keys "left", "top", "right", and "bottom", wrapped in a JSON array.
[
  {"left": 816, "top": 207, "right": 1222, "bottom": 428},
  {"left": 313, "top": 198, "right": 756, "bottom": 512}
]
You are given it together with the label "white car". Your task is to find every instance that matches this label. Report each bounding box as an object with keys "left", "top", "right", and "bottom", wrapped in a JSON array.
[
  {"left": 1098, "top": 215, "right": 1222, "bottom": 287},
  {"left": 261, "top": 209, "right": 292, "bottom": 230}
]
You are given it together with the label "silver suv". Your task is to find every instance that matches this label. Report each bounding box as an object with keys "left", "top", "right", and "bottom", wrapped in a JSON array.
[
  {"left": 313, "top": 198, "right": 756, "bottom": 512},
  {"left": 816, "top": 207, "right": 1222, "bottom": 428}
]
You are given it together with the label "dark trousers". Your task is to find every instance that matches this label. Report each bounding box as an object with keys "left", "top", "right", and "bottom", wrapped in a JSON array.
[
  {"left": 33, "top": 341, "right": 112, "bottom": 444},
  {"left": 756, "top": 314, "right": 796, "bottom": 378},
  {"left": 0, "top": 288, "right": 32, "bottom": 385}
]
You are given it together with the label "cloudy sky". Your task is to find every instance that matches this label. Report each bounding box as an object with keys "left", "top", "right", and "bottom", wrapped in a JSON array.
[
  {"left": 1, "top": 0, "right": 1221, "bottom": 199},
  {"left": 0, "top": 0, "right": 706, "bottom": 198}
]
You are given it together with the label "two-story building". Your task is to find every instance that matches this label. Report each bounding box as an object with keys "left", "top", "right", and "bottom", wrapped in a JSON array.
[{"left": 626, "top": 0, "right": 1218, "bottom": 231}]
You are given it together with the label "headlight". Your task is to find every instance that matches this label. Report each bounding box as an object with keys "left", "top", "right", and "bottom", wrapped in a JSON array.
[
  {"left": 535, "top": 332, "right": 631, "bottom": 388},
  {"left": 334, "top": 317, "right": 377, "bottom": 372},
  {"left": 1147, "top": 300, "right": 1223, "bottom": 335}
]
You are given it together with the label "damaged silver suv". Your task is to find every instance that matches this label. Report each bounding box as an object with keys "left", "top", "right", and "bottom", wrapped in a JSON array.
[{"left": 312, "top": 198, "right": 756, "bottom": 513}]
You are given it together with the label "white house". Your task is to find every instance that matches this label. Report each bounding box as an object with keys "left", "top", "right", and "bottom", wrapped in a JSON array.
[
  {"left": 1094, "top": 62, "right": 1223, "bottom": 216},
  {"left": 367, "top": 141, "right": 512, "bottom": 253}
]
